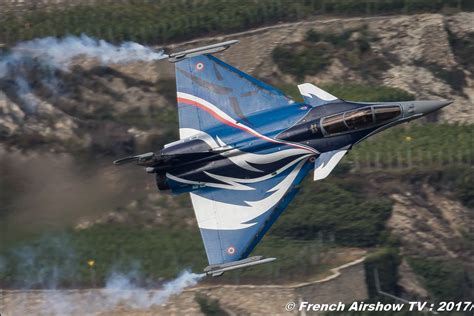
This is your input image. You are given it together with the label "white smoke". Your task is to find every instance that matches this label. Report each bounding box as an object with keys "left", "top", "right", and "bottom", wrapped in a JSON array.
[
  {"left": 1, "top": 234, "right": 204, "bottom": 314},
  {"left": 5, "top": 270, "right": 205, "bottom": 315},
  {"left": 11, "top": 35, "right": 166, "bottom": 69},
  {"left": 0, "top": 35, "right": 167, "bottom": 111},
  {"left": 102, "top": 270, "right": 205, "bottom": 310}
]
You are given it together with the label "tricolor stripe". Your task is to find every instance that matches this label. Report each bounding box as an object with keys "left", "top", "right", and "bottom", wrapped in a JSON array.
[{"left": 177, "top": 92, "right": 318, "bottom": 154}]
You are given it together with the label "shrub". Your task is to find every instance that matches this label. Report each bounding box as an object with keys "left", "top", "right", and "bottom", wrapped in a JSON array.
[
  {"left": 408, "top": 257, "right": 468, "bottom": 301},
  {"left": 272, "top": 44, "right": 331, "bottom": 80},
  {"left": 271, "top": 178, "right": 393, "bottom": 247},
  {"left": 273, "top": 26, "right": 390, "bottom": 80},
  {"left": 364, "top": 247, "right": 401, "bottom": 298}
]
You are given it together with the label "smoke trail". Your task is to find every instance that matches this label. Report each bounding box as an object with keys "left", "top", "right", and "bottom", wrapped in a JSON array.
[
  {"left": 4, "top": 270, "right": 205, "bottom": 315},
  {"left": 0, "top": 35, "right": 166, "bottom": 112},
  {"left": 1, "top": 234, "right": 205, "bottom": 314},
  {"left": 11, "top": 35, "right": 166, "bottom": 68},
  {"left": 102, "top": 269, "right": 205, "bottom": 310},
  {"left": 37, "top": 271, "right": 205, "bottom": 315},
  {"left": 5, "top": 235, "right": 79, "bottom": 289}
]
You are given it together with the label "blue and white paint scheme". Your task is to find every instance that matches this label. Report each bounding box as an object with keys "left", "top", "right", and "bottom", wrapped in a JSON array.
[{"left": 114, "top": 40, "right": 452, "bottom": 276}]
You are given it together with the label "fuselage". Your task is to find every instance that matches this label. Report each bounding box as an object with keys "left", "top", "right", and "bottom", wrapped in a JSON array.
[{"left": 156, "top": 99, "right": 450, "bottom": 193}]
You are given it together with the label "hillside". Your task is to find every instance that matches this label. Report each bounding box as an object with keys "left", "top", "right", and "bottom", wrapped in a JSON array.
[
  {"left": 1, "top": 0, "right": 473, "bottom": 45},
  {"left": 1, "top": 13, "right": 473, "bottom": 156},
  {"left": 1, "top": 10, "right": 473, "bottom": 311}
]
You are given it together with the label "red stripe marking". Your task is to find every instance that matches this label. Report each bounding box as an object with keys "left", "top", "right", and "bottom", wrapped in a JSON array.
[{"left": 177, "top": 97, "right": 316, "bottom": 153}]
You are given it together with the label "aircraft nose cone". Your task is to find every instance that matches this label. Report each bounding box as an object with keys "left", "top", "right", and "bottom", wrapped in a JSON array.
[{"left": 413, "top": 100, "right": 453, "bottom": 115}]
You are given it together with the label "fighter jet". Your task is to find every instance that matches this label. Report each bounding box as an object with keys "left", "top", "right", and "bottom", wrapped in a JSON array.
[{"left": 114, "top": 40, "right": 451, "bottom": 276}]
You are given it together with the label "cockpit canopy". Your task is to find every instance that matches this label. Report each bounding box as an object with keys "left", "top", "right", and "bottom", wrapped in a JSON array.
[{"left": 321, "top": 105, "right": 401, "bottom": 135}]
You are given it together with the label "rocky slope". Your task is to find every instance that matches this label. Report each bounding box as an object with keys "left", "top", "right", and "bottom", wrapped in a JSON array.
[
  {"left": 168, "top": 13, "right": 473, "bottom": 123},
  {"left": 0, "top": 59, "right": 170, "bottom": 155},
  {"left": 388, "top": 183, "right": 473, "bottom": 299},
  {"left": 0, "top": 13, "right": 473, "bottom": 155}
]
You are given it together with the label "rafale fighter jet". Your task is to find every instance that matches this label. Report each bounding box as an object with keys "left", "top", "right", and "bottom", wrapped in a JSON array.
[{"left": 114, "top": 40, "right": 451, "bottom": 276}]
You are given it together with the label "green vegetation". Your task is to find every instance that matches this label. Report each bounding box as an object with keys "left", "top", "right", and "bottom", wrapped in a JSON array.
[
  {"left": 0, "top": 226, "right": 205, "bottom": 287},
  {"left": 272, "top": 27, "right": 388, "bottom": 80},
  {"left": 272, "top": 176, "right": 393, "bottom": 247},
  {"left": 428, "top": 166, "right": 474, "bottom": 208},
  {"left": 1, "top": 0, "right": 473, "bottom": 46},
  {"left": 451, "top": 170, "right": 474, "bottom": 208},
  {"left": 318, "top": 83, "right": 414, "bottom": 102},
  {"left": 195, "top": 293, "right": 229, "bottom": 316},
  {"left": 364, "top": 247, "right": 401, "bottom": 297},
  {"left": 348, "top": 123, "right": 474, "bottom": 170},
  {"left": 272, "top": 44, "right": 332, "bottom": 79},
  {"left": 408, "top": 257, "right": 468, "bottom": 301},
  {"left": 0, "top": 225, "right": 340, "bottom": 287}
]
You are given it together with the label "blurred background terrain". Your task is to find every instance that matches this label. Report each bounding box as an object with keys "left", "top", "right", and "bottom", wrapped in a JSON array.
[{"left": 0, "top": 0, "right": 473, "bottom": 314}]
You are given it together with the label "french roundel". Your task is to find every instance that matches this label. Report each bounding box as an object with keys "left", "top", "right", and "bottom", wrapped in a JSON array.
[
  {"left": 196, "top": 62, "right": 204, "bottom": 71},
  {"left": 227, "top": 246, "right": 235, "bottom": 255}
]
